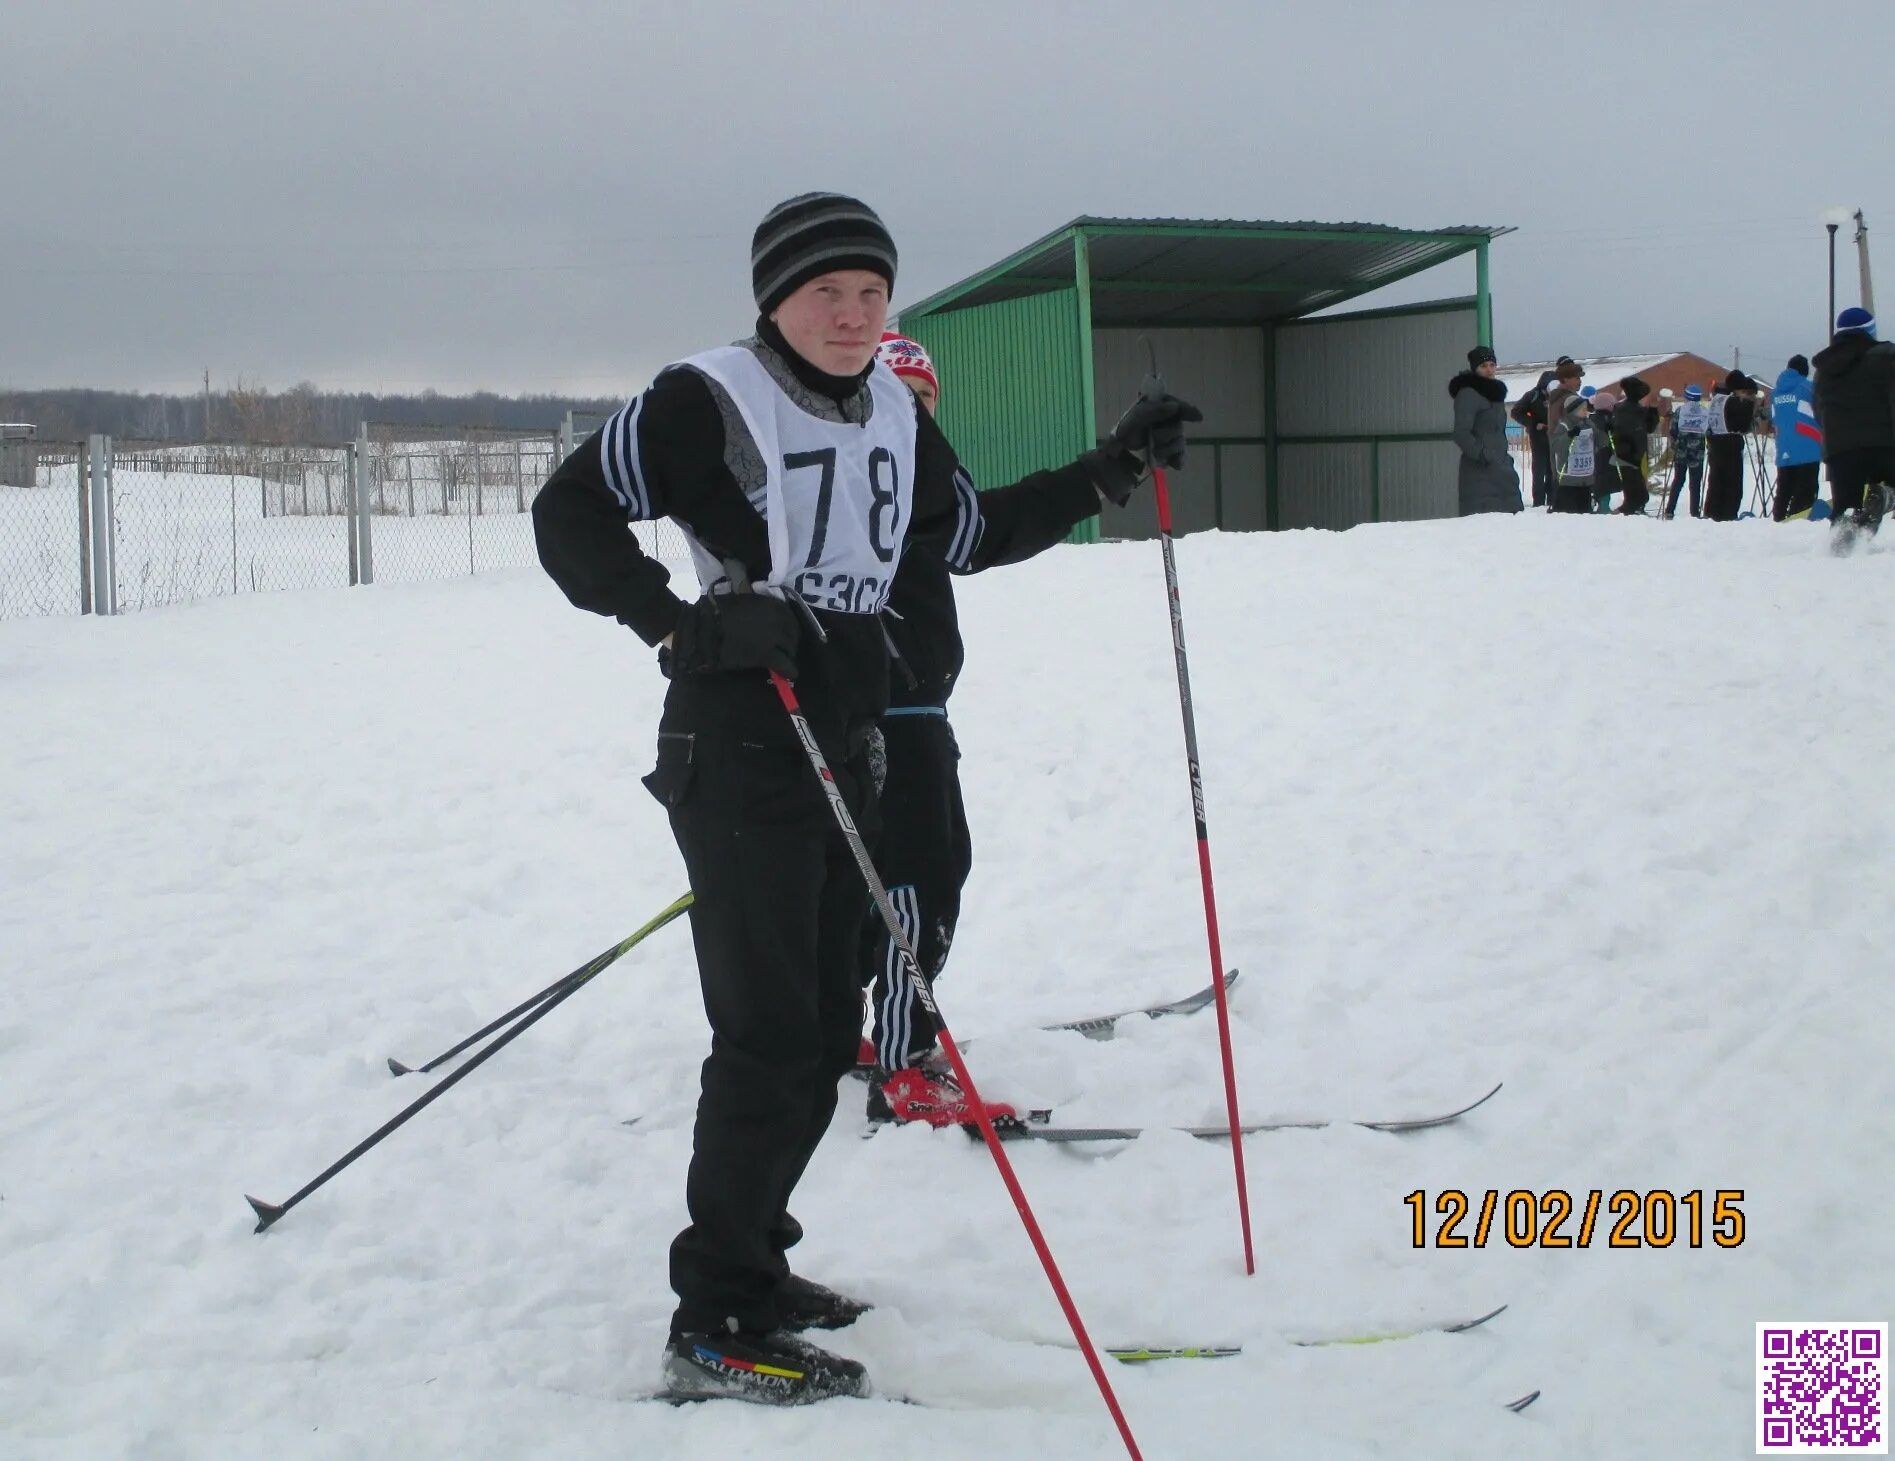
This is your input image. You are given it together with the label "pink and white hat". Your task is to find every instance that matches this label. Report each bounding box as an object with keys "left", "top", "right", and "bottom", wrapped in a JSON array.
[{"left": 877, "top": 330, "right": 939, "bottom": 398}]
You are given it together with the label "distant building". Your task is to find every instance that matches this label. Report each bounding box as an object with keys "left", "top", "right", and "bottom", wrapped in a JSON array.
[
  {"left": 1498, "top": 353, "right": 1731, "bottom": 422},
  {"left": 1, "top": 423, "right": 37, "bottom": 488}
]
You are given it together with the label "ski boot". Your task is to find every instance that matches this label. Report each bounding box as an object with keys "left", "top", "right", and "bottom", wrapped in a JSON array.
[
  {"left": 867, "top": 1048, "right": 1020, "bottom": 1128},
  {"left": 661, "top": 1327, "right": 868, "bottom": 1405},
  {"left": 1863, "top": 483, "right": 1888, "bottom": 539},
  {"left": 1831, "top": 483, "right": 1886, "bottom": 555}
]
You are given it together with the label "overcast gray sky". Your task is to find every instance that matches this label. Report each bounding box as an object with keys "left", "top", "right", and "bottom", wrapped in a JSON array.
[{"left": 8, "top": 0, "right": 1890, "bottom": 397}]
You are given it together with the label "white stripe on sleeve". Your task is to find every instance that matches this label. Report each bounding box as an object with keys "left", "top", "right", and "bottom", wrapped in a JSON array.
[
  {"left": 599, "top": 396, "right": 652, "bottom": 519},
  {"left": 947, "top": 466, "right": 985, "bottom": 569}
]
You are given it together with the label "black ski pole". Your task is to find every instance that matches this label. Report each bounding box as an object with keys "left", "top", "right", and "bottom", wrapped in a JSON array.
[
  {"left": 386, "top": 888, "right": 696, "bottom": 1077},
  {"left": 246, "top": 891, "right": 693, "bottom": 1233}
]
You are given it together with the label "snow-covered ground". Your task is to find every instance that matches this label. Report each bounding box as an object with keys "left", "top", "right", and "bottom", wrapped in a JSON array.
[{"left": 3, "top": 516, "right": 1890, "bottom": 1459}]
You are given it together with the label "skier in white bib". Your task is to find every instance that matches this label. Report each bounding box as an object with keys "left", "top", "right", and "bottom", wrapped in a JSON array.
[
  {"left": 533, "top": 192, "right": 1199, "bottom": 1405},
  {"left": 854, "top": 330, "right": 1036, "bottom": 1128},
  {"left": 1665, "top": 383, "right": 1711, "bottom": 518}
]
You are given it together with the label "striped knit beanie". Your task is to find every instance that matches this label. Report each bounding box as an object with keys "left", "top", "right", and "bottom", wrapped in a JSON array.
[{"left": 752, "top": 193, "right": 897, "bottom": 315}]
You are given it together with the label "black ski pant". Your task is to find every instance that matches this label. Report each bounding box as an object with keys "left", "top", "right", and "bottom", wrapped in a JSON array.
[
  {"left": 1528, "top": 433, "right": 1552, "bottom": 508},
  {"left": 645, "top": 724, "right": 874, "bottom": 1337},
  {"left": 1666, "top": 455, "right": 1703, "bottom": 518},
  {"left": 1549, "top": 483, "right": 1593, "bottom": 514},
  {"left": 1705, "top": 439, "right": 1745, "bottom": 521},
  {"left": 1615, "top": 462, "right": 1650, "bottom": 515},
  {"left": 1772, "top": 462, "right": 1821, "bottom": 520},
  {"left": 860, "top": 708, "right": 971, "bottom": 1071},
  {"left": 1827, "top": 446, "right": 1895, "bottom": 516}
]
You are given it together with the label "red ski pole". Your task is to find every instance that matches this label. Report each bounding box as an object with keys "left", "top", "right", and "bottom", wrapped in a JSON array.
[{"left": 1142, "top": 371, "right": 1256, "bottom": 1277}]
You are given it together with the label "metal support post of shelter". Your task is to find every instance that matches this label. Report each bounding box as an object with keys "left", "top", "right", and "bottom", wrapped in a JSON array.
[{"left": 86, "top": 434, "right": 116, "bottom": 616}]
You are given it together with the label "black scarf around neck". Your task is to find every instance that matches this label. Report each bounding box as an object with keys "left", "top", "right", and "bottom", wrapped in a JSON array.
[{"left": 756, "top": 314, "right": 875, "bottom": 404}]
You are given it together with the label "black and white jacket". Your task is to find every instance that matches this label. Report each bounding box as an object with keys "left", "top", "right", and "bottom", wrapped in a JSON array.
[{"left": 533, "top": 317, "right": 1108, "bottom": 746}]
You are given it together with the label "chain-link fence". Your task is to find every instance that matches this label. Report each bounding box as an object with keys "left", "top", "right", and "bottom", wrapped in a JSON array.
[
  {"left": 364, "top": 428, "right": 551, "bottom": 584},
  {"left": 0, "top": 443, "right": 89, "bottom": 617},
  {"left": 109, "top": 456, "right": 355, "bottom": 612},
  {"left": 0, "top": 424, "right": 691, "bottom": 620}
]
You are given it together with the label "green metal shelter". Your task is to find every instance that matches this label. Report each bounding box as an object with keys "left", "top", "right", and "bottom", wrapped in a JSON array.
[{"left": 895, "top": 216, "right": 1513, "bottom": 539}]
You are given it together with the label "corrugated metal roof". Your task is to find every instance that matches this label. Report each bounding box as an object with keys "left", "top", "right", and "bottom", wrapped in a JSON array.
[
  {"left": 1071, "top": 215, "right": 1502, "bottom": 238},
  {"left": 899, "top": 217, "right": 1513, "bottom": 328}
]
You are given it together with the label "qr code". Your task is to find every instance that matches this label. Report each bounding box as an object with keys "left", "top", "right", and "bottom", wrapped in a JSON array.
[{"left": 1757, "top": 1322, "right": 1887, "bottom": 1454}]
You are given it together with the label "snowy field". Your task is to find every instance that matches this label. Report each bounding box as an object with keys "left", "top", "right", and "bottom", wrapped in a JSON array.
[{"left": 2, "top": 516, "right": 1890, "bottom": 1459}]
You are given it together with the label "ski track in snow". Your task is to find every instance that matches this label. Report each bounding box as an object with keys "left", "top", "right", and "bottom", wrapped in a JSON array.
[{"left": 2, "top": 515, "right": 1890, "bottom": 1459}]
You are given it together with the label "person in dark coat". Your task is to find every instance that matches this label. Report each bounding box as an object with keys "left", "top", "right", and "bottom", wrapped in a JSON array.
[
  {"left": 1812, "top": 308, "right": 1895, "bottom": 544},
  {"left": 1509, "top": 365, "right": 1560, "bottom": 508},
  {"left": 1542, "top": 357, "right": 1585, "bottom": 473},
  {"left": 1704, "top": 371, "right": 1760, "bottom": 521},
  {"left": 1451, "top": 346, "right": 1523, "bottom": 515},
  {"left": 1609, "top": 376, "right": 1655, "bottom": 514}
]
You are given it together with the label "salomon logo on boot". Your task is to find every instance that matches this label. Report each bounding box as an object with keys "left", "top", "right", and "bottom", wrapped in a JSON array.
[{"left": 661, "top": 1329, "right": 869, "bottom": 1405}]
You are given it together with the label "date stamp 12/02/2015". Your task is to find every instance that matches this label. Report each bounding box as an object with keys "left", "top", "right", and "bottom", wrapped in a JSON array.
[{"left": 1403, "top": 1188, "right": 1746, "bottom": 1250}]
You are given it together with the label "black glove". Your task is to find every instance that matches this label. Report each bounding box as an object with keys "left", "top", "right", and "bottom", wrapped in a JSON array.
[
  {"left": 1079, "top": 441, "right": 1146, "bottom": 507},
  {"left": 662, "top": 592, "right": 801, "bottom": 679},
  {"left": 1109, "top": 389, "right": 1203, "bottom": 472}
]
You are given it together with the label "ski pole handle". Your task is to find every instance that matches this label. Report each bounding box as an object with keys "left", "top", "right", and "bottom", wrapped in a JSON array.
[{"left": 1138, "top": 338, "right": 1172, "bottom": 527}]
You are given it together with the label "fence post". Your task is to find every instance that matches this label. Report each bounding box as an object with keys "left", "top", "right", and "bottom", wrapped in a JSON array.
[
  {"left": 467, "top": 453, "right": 476, "bottom": 574},
  {"left": 87, "top": 436, "right": 115, "bottom": 615},
  {"left": 558, "top": 410, "right": 575, "bottom": 464},
  {"left": 77, "top": 450, "right": 94, "bottom": 614},
  {"left": 356, "top": 420, "right": 373, "bottom": 587},
  {"left": 514, "top": 437, "right": 525, "bottom": 512},
  {"left": 346, "top": 442, "right": 360, "bottom": 586}
]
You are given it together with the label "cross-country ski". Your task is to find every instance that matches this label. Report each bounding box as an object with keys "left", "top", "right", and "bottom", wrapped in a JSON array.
[
  {"left": 1093, "top": 1301, "right": 1510, "bottom": 1360},
  {"left": 974, "top": 1081, "right": 1503, "bottom": 1144}
]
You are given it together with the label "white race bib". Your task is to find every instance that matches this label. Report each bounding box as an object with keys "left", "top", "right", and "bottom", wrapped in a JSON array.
[
  {"left": 1566, "top": 427, "right": 1595, "bottom": 480},
  {"left": 674, "top": 347, "right": 917, "bottom": 615}
]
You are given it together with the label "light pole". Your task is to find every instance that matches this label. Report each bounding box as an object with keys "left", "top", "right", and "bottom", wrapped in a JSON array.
[
  {"left": 1855, "top": 209, "right": 1875, "bottom": 318},
  {"left": 1828, "top": 223, "right": 1840, "bottom": 342}
]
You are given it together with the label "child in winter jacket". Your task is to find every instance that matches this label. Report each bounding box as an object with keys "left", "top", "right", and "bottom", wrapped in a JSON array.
[
  {"left": 1666, "top": 383, "right": 1710, "bottom": 518},
  {"left": 1549, "top": 392, "right": 1598, "bottom": 513}
]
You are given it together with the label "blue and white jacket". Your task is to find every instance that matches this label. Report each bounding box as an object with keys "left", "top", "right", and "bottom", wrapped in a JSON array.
[{"left": 1771, "top": 368, "right": 1824, "bottom": 467}]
